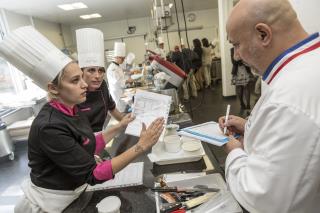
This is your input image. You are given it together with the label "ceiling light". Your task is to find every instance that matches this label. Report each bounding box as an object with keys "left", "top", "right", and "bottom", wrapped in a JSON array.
[
  {"left": 58, "top": 4, "right": 73, "bottom": 11},
  {"left": 90, "top": 13, "right": 102, "bottom": 18},
  {"left": 58, "top": 2, "right": 87, "bottom": 11},
  {"left": 72, "top": 2, "right": 87, "bottom": 9},
  {"left": 169, "top": 3, "right": 173, "bottom": 8},
  {"left": 80, "top": 15, "right": 91, "bottom": 19},
  {"left": 80, "top": 13, "right": 102, "bottom": 19}
]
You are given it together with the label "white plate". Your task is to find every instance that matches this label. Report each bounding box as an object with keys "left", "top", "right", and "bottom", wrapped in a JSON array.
[{"left": 148, "top": 139, "right": 205, "bottom": 165}]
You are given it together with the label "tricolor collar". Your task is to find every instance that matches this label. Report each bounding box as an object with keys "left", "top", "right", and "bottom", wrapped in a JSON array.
[{"left": 263, "top": 32, "right": 320, "bottom": 84}]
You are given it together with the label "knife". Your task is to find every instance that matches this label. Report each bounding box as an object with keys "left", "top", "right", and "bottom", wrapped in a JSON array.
[{"left": 151, "top": 186, "right": 220, "bottom": 193}]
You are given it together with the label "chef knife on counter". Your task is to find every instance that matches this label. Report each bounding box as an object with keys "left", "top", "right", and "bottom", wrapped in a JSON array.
[{"left": 151, "top": 186, "right": 220, "bottom": 193}]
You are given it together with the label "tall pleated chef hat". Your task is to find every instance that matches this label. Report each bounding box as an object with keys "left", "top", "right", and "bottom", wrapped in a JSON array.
[
  {"left": 0, "top": 26, "right": 72, "bottom": 90},
  {"left": 126, "top": 52, "right": 135, "bottom": 65},
  {"left": 76, "top": 28, "right": 105, "bottom": 68},
  {"left": 114, "top": 42, "right": 126, "bottom": 57},
  {"left": 158, "top": 36, "right": 164, "bottom": 44}
]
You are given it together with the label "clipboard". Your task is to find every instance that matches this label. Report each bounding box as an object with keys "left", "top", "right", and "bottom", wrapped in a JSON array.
[{"left": 177, "top": 122, "right": 229, "bottom": 147}]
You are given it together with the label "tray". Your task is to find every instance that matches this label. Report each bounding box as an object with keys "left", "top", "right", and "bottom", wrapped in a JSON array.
[{"left": 148, "top": 137, "right": 205, "bottom": 165}]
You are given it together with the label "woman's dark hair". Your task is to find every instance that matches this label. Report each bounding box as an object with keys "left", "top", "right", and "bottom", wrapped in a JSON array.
[{"left": 201, "top": 38, "right": 210, "bottom": 48}]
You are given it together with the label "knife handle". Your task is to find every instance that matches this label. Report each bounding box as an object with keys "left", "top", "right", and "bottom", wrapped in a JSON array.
[{"left": 160, "top": 203, "right": 183, "bottom": 213}]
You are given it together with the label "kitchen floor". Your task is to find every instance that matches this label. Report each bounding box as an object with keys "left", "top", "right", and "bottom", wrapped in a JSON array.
[{"left": 0, "top": 81, "right": 258, "bottom": 213}]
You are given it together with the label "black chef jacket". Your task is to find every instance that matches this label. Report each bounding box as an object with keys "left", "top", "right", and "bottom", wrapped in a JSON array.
[
  {"left": 28, "top": 103, "right": 105, "bottom": 190},
  {"left": 78, "top": 80, "right": 116, "bottom": 132}
]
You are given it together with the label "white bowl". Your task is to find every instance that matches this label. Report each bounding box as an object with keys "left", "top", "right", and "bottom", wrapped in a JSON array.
[
  {"left": 96, "top": 196, "right": 121, "bottom": 213},
  {"left": 164, "top": 135, "right": 181, "bottom": 153},
  {"left": 181, "top": 137, "right": 201, "bottom": 152}
]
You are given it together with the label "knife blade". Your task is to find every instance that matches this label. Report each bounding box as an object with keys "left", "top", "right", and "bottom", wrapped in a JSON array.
[{"left": 151, "top": 186, "right": 220, "bottom": 193}]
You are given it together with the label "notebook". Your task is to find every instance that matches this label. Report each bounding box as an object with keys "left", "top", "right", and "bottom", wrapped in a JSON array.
[
  {"left": 86, "top": 162, "right": 144, "bottom": 191},
  {"left": 177, "top": 122, "right": 229, "bottom": 147},
  {"left": 125, "top": 90, "right": 171, "bottom": 137}
]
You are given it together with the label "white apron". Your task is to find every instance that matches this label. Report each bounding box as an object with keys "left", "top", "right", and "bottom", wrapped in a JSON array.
[{"left": 15, "top": 179, "right": 87, "bottom": 213}]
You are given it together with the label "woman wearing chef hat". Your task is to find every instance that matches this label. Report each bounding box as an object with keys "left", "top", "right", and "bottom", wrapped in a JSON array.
[
  {"left": 76, "top": 28, "right": 124, "bottom": 132},
  {"left": 106, "top": 42, "right": 133, "bottom": 112},
  {"left": 0, "top": 26, "right": 164, "bottom": 213}
]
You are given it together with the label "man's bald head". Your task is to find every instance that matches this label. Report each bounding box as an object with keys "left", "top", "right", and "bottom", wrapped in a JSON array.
[
  {"left": 227, "top": 0, "right": 308, "bottom": 74},
  {"left": 228, "top": 0, "right": 297, "bottom": 32}
]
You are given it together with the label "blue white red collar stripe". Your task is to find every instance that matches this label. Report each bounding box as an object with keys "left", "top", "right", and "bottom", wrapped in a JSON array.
[{"left": 263, "top": 32, "right": 320, "bottom": 84}]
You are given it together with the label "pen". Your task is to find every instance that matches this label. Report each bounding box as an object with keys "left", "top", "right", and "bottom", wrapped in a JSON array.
[{"left": 223, "top": 104, "right": 231, "bottom": 135}]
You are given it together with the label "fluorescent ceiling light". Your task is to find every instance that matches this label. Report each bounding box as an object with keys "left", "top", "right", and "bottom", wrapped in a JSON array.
[
  {"left": 72, "top": 2, "right": 87, "bottom": 9},
  {"left": 58, "top": 2, "right": 87, "bottom": 11},
  {"left": 80, "top": 13, "right": 102, "bottom": 19},
  {"left": 90, "top": 13, "right": 102, "bottom": 18}
]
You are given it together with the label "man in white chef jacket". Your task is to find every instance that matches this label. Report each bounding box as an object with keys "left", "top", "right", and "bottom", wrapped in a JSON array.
[
  {"left": 154, "top": 37, "right": 166, "bottom": 59},
  {"left": 106, "top": 42, "right": 133, "bottom": 112},
  {"left": 218, "top": 0, "right": 320, "bottom": 212}
]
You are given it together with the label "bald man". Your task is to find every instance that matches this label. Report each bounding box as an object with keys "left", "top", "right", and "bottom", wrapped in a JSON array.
[{"left": 218, "top": 0, "right": 320, "bottom": 212}]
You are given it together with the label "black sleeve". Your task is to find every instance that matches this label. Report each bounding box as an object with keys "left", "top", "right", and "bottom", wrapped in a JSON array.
[
  {"left": 39, "top": 125, "right": 104, "bottom": 185},
  {"left": 102, "top": 80, "right": 116, "bottom": 111}
]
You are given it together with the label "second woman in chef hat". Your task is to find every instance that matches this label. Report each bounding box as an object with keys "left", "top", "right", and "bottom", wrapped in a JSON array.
[
  {"left": 76, "top": 28, "right": 124, "bottom": 132},
  {"left": 0, "top": 26, "right": 164, "bottom": 213}
]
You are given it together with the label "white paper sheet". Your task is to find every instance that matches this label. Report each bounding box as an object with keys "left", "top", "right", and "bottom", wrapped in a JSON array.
[
  {"left": 125, "top": 90, "right": 171, "bottom": 137},
  {"left": 86, "top": 162, "right": 144, "bottom": 191}
]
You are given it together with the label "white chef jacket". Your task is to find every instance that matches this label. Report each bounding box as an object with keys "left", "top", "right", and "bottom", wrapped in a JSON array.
[
  {"left": 225, "top": 32, "right": 320, "bottom": 213},
  {"left": 155, "top": 47, "right": 166, "bottom": 59},
  {"left": 106, "top": 62, "right": 127, "bottom": 112}
]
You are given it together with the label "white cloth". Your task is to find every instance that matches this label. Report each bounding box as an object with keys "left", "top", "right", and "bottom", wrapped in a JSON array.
[
  {"left": 155, "top": 47, "right": 166, "bottom": 59},
  {"left": 106, "top": 62, "right": 127, "bottom": 112},
  {"left": 225, "top": 34, "right": 320, "bottom": 213},
  {"left": 14, "top": 179, "right": 87, "bottom": 213}
]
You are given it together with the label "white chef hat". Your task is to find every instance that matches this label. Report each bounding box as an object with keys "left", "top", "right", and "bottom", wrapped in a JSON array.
[
  {"left": 76, "top": 28, "right": 105, "bottom": 68},
  {"left": 114, "top": 42, "right": 126, "bottom": 57},
  {"left": 0, "top": 26, "right": 72, "bottom": 90},
  {"left": 126, "top": 52, "right": 135, "bottom": 65},
  {"left": 180, "top": 38, "right": 185, "bottom": 45},
  {"left": 158, "top": 37, "right": 164, "bottom": 44}
]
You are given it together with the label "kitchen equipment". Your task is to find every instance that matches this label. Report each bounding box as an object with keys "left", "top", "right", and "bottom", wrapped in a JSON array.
[{"left": 0, "top": 120, "right": 14, "bottom": 160}]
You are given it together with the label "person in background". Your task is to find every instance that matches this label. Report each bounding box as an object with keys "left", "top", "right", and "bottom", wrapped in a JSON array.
[
  {"left": 155, "top": 36, "right": 166, "bottom": 59},
  {"left": 0, "top": 26, "right": 164, "bottom": 213},
  {"left": 219, "top": 0, "right": 320, "bottom": 212},
  {"left": 76, "top": 28, "right": 124, "bottom": 133},
  {"left": 171, "top": 45, "right": 188, "bottom": 101},
  {"left": 201, "top": 38, "right": 212, "bottom": 88},
  {"left": 192, "top": 38, "right": 204, "bottom": 90},
  {"left": 107, "top": 42, "right": 133, "bottom": 112},
  {"left": 210, "top": 39, "right": 220, "bottom": 58},
  {"left": 181, "top": 43, "right": 198, "bottom": 99},
  {"left": 231, "top": 47, "right": 252, "bottom": 110}
]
